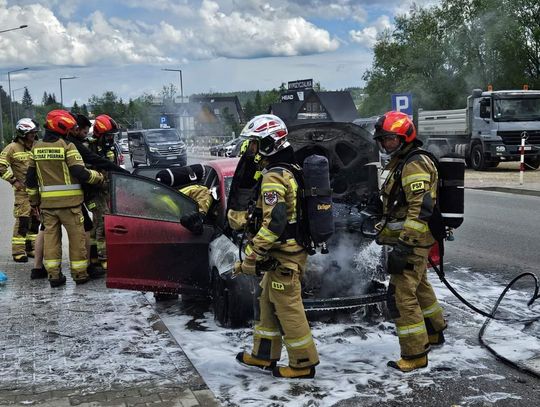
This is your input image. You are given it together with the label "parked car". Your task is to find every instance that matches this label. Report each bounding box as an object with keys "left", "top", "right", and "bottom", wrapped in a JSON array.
[
  {"left": 128, "top": 128, "right": 187, "bottom": 167},
  {"left": 106, "top": 122, "right": 385, "bottom": 328},
  {"left": 118, "top": 138, "right": 129, "bottom": 154}
]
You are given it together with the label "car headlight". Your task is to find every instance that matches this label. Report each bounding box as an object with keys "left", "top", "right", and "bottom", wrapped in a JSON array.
[
  {"left": 496, "top": 146, "right": 506, "bottom": 152},
  {"left": 149, "top": 147, "right": 159, "bottom": 153}
]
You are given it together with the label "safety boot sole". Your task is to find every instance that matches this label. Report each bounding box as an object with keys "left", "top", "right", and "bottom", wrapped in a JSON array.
[
  {"left": 13, "top": 255, "right": 28, "bottom": 263},
  {"left": 235, "top": 352, "right": 276, "bottom": 372},
  {"left": 272, "top": 365, "right": 316, "bottom": 379},
  {"left": 49, "top": 274, "right": 67, "bottom": 288},
  {"left": 30, "top": 267, "right": 48, "bottom": 280}
]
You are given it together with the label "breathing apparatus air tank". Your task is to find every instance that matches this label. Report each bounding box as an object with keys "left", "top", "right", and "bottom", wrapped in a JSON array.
[
  {"left": 438, "top": 156, "right": 465, "bottom": 229},
  {"left": 302, "top": 155, "right": 334, "bottom": 252}
]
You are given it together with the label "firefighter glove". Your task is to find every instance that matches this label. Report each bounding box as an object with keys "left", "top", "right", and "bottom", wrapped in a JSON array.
[
  {"left": 180, "top": 212, "right": 204, "bottom": 235},
  {"left": 387, "top": 241, "right": 413, "bottom": 275},
  {"left": 233, "top": 257, "right": 257, "bottom": 276}
]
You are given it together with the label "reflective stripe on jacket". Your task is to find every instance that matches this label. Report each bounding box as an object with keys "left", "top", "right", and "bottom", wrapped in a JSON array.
[{"left": 27, "top": 137, "right": 103, "bottom": 209}]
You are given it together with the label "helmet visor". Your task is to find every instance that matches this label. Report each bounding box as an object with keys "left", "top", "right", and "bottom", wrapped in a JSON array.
[{"left": 375, "top": 133, "right": 401, "bottom": 154}]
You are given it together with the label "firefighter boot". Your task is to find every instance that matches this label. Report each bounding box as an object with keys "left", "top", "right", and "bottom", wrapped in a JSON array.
[
  {"left": 87, "top": 263, "right": 106, "bottom": 279},
  {"left": 74, "top": 275, "right": 91, "bottom": 285},
  {"left": 236, "top": 352, "right": 276, "bottom": 371},
  {"left": 387, "top": 355, "right": 428, "bottom": 373},
  {"left": 272, "top": 365, "right": 316, "bottom": 379},
  {"left": 13, "top": 254, "right": 28, "bottom": 263},
  {"left": 30, "top": 266, "right": 48, "bottom": 280},
  {"left": 49, "top": 273, "right": 67, "bottom": 288},
  {"left": 429, "top": 331, "right": 445, "bottom": 347}
]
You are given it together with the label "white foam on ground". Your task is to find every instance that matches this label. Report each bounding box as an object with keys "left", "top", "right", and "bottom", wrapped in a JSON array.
[{"left": 159, "top": 265, "right": 540, "bottom": 406}]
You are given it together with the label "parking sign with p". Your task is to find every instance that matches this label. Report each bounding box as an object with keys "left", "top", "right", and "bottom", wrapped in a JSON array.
[{"left": 391, "top": 93, "right": 413, "bottom": 116}]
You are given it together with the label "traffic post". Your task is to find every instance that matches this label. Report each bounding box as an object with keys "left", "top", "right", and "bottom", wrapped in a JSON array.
[{"left": 519, "top": 131, "right": 527, "bottom": 185}]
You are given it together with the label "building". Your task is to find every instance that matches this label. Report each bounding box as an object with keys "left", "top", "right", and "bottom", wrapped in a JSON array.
[{"left": 270, "top": 80, "right": 359, "bottom": 126}]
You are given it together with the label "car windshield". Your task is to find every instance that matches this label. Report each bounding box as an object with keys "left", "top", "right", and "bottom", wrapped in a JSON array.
[
  {"left": 493, "top": 97, "right": 540, "bottom": 121},
  {"left": 145, "top": 129, "right": 182, "bottom": 143}
]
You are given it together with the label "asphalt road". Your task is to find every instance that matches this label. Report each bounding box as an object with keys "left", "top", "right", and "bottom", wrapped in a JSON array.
[{"left": 445, "top": 188, "right": 540, "bottom": 281}]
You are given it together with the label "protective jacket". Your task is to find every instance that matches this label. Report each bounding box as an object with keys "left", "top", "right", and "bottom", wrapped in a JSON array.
[
  {"left": 0, "top": 140, "right": 32, "bottom": 185},
  {"left": 377, "top": 144, "right": 438, "bottom": 249},
  {"left": 244, "top": 166, "right": 303, "bottom": 261},
  {"left": 26, "top": 130, "right": 103, "bottom": 209},
  {"left": 179, "top": 184, "right": 213, "bottom": 214},
  {"left": 66, "top": 135, "right": 127, "bottom": 173}
]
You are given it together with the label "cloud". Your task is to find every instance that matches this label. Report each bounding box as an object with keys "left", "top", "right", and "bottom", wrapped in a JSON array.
[
  {"left": 349, "top": 15, "right": 393, "bottom": 48},
  {"left": 0, "top": 0, "right": 339, "bottom": 68}
]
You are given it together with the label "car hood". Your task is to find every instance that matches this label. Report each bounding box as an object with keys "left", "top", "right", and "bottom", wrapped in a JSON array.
[{"left": 287, "top": 121, "right": 379, "bottom": 203}]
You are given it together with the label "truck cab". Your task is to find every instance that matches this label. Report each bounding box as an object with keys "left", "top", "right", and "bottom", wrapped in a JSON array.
[{"left": 419, "top": 89, "right": 540, "bottom": 170}]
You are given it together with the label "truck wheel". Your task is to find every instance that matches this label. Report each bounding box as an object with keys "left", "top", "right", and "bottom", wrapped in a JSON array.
[
  {"left": 470, "top": 144, "right": 487, "bottom": 171},
  {"left": 211, "top": 268, "right": 255, "bottom": 328},
  {"left": 525, "top": 157, "right": 540, "bottom": 170}
]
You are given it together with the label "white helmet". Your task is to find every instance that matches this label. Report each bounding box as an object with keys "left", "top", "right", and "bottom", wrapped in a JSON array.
[
  {"left": 15, "top": 118, "right": 39, "bottom": 139},
  {"left": 240, "top": 114, "right": 289, "bottom": 156}
]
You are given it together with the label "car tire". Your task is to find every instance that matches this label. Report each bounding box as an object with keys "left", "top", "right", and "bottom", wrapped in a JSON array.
[
  {"left": 130, "top": 155, "right": 139, "bottom": 168},
  {"left": 211, "top": 268, "right": 255, "bottom": 328}
]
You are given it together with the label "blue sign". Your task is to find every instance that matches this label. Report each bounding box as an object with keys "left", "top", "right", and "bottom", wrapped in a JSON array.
[
  {"left": 391, "top": 93, "right": 413, "bottom": 116},
  {"left": 160, "top": 116, "right": 167, "bottom": 124}
]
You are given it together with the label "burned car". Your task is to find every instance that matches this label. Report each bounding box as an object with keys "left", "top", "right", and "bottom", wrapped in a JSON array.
[{"left": 105, "top": 122, "right": 386, "bottom": 327}]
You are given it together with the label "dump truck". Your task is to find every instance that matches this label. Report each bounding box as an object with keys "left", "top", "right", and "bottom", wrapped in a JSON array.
[{"left": 418, "top": 89, "right": 540, "bottom": 170}]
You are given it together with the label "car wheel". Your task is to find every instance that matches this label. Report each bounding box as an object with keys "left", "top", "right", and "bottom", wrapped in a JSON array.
[
  {"left": 130, "top": 154, "right": 139, "bottom": 168},
  {"left": 211, "top": 268, "right": 255, "bottom": 328}
]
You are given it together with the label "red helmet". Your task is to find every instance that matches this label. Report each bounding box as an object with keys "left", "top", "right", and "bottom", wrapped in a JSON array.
[
  {"left": 374, "top": 111, "right": 416, "bottom": 143},
  {"left": 93, "top": 114, "right": 118, "bottom": 136},
  {"left": 45, "top": 110, "right": 77, "bottom": 135}
]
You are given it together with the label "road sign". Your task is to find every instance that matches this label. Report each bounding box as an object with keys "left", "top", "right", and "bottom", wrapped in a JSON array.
[
  {"left": 391, "top": 93, "right": 413, "bottom": 116},
  {"left": 160, "top": 116, "right": 168, "bottom": 128},
  {"left": 288, "top": 79, "right": 313, "bottom": 90}
]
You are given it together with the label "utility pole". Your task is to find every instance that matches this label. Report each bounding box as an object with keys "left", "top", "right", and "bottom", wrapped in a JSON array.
[
  {"left": 7, "top": 67, "right": 28, "bottom": 135},
  {"left": 162, "top": 68, "right": 184, "bottom": 103},
  {"left": 59, "top": 76, "right": 77, "bottom": 107}
]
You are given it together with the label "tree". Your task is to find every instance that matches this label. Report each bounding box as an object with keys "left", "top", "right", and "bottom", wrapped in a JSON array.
[
  {"left": 254, "top": 91, "right": 263, "bottom": 114},
  {"left": 22, "top": 87, "right": 33, "bottom": 108},
  {"left": 71, "top": 101, "right": 80, "bottom": 114},
  {"left": 41, "top": 92, "right": 48, "bottom": 106},
  {"left": 46, "top": 93, "right": 57, "bottom": 106},
  {"left": 244, "top": 99, "right": 256, "bottom": 121},
  {"left": 160, "top": 83, "right": 177, "bottom": 101}
]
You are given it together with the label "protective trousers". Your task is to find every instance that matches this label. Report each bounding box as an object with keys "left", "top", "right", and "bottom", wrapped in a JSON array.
[
  {"left": 88, "top": 191, "right": 109, "bottom": 265},
  {"left": 42, "top": 206, "right": 89, "bottom": 281},
  {"left": 12, "top": 190, "right": 39, "bottom": 257},
  {"left": 251, "top": 249, "right": 319, "bottom": 369},
  {"left": 387, "top": 247, "right": 446, "bottom": 359}
]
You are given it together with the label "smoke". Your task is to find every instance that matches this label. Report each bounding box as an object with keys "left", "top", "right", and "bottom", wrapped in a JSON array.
[{"left": 304, "top": 230, "right": 383, "bottom": 298}]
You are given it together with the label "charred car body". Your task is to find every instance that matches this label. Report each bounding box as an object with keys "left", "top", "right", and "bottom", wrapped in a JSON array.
[{"left": 105, "top": 122, "right": 385, "bottom": 327}]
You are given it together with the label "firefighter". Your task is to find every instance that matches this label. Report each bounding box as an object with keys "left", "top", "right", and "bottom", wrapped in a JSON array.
[
  {"left": 231, "top": 114, "right": 319, "bottom": 379},
  {"left": 26, "top": 110, "right": 104, "bottom": 287},
  {"left": 373, "top": 111, "right": 447, "bottom": 373},
  {"left": 71, "top": 114, "right": 129, "bottom": 275},
  {"left": 0, "top": 118, "right": 40, "bottom": 263},
  {"left": 87, "top": 114, "right": 119, "bottom": 270},
  {"left": 155, "top": 164, "right": 214, "bottom": 235}
]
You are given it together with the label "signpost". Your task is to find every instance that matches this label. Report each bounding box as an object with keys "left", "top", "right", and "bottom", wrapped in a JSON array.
[
  {"left": 391, "top": 93, "right": 413, "bottom": 116},
  {"left": 288, "top": 79, "right": 313, "bottom": 91}
]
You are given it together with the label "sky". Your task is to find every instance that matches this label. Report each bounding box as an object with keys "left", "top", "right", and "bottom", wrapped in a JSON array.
[{"left": 0, "top": 0, "right": 438, "bottom": 107}]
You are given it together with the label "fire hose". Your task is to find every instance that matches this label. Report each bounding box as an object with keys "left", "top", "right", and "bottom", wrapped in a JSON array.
[
  {"left": 429, "top": 256, "right": 540, "bottom": 379},
  {"left": 359, "top": 213, "right": 540, "bottom": 378}
]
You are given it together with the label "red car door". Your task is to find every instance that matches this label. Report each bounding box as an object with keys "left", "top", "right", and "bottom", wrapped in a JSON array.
[{"left": 105, "top": 172, "right": 213, "bottom": 295}]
